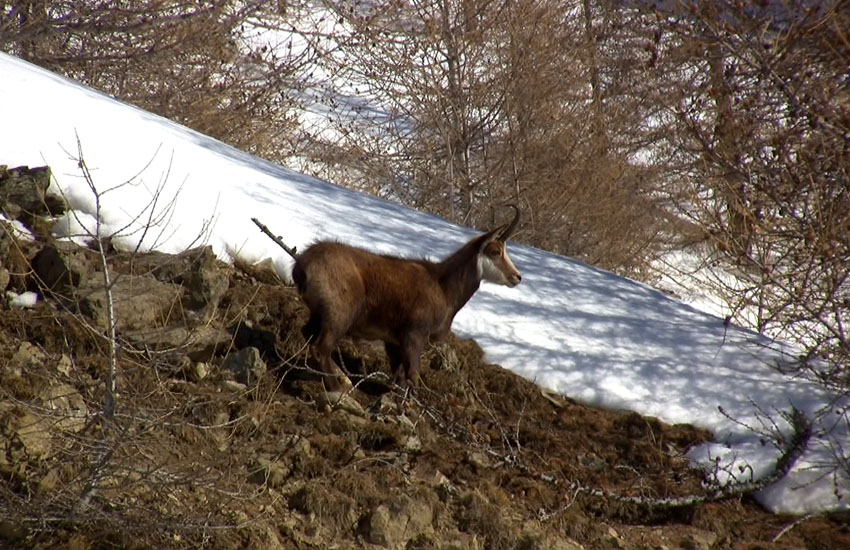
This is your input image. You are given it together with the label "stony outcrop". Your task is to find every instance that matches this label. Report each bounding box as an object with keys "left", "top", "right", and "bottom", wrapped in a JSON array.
[{"left": 0, "top": 166, "right": 843, "bottom": 550}]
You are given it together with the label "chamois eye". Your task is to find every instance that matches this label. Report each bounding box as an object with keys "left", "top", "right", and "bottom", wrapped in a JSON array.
[{"left": 487, "top": 246, "right": 500, "bottom": 257}]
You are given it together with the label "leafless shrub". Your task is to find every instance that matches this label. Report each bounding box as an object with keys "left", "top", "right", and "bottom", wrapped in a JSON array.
[
  {"left": 632, "top": 0, "right": 850, "bottom": 502},
  {"left": 647, "top": 1, "right": 850, "bottom": 384},
  {"left": 0, "top": 1, "right": 309, "bottom": 162},
  {"left": 291, "top": 0, "right": 672, "bottom": 275},
  {"left": 0, "top": 148, "right": 271, "bottom": 546}
]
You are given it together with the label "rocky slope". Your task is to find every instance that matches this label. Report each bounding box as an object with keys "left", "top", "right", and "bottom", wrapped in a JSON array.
[{"left": 0, "top": 165, "right": 848, "bottom": 550}]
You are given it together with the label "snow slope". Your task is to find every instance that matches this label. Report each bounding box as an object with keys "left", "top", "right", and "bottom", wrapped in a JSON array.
[{"left": 1, "top": 52, "right": 847, "bottom": 514}]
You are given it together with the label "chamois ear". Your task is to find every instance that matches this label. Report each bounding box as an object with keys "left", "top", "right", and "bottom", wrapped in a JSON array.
[
  {"left": 496, "top": 204, "right": 521, "bottom": 242},
  {"left": 479, "top": 204, "right": 521, "bottom": 251},
  {"left": 478, "top": 225, "right": 506, "bottom": 252}
]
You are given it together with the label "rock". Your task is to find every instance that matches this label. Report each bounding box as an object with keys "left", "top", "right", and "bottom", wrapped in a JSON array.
[
  {"left": 517, "top": 524, "right": 586, "bottom": 550},
  {"left": 178, "top": 246, "right": 230, "bottom": 318},
  {"left": 249, "top": 455, "right": 291, "bottom": 488},
  {"left": 439, "top": 531, "right": 481, "bottom": 550},
  {"left": 402, "top": 434, "right": 422, "bottom": 453},
  {"left": 367, "top": 494, "right": 434, "bottom": 549},
  {"left": 223, "top": 346, "right": 267, "bottom": 386},
  {"left": 37, "top": 383, "right": 88, "bottom": 433},
  {"left": 466, "top": 451, "right": 494, "bottom": 470},
  {"left": 12, "top": 341, "right": 48, "bottom": 370},
  {"left": 124, "top": 324, "right": 231, "bottom": 362},
  {"left": 78, "top": 274, "right": 183, "bottom": 332},
  {"left": 283, "top": 434, "right": 315, "bottom": 460},
  {"left": 230, "top": 321, "right": 279, "bottom": 359},
  {"left": 331, "top": 408, "right": 369, "bottom": 430},
  {"left": 0, "top": 165, "right": 65, "bottom": 218},
  {"left": 37, "top": 467, "right": 61, "bottom": 494},
  {"left": 577, "top": 452, "right": 607, "bottom": 471},
  {"left": 245, "top": 257, "right": 283, "bottom": 284},
  {"left": 242, "top": 520, "right": 288, "bottom": 550},
  {"left": 283, "top": 434, "right": 321, "bottom": 476},
  {"left": 186, "top": 361, "right": 209, "bottom": 382},
  {"left": 605, "top": 526, "right": 623, "bottom": 549},
  {"left": 30, "top": 241, "right": 91, "bottom": 295},
  {"left": 231, "top": 510, "right": 250, "bottom": 526},
  {"left": 0, "top": 220, "right": 33, "bottom": 291},
  {"left": 54, "top": 355, "right": 73, "bottom": 377},
  {"left": 387, "top": 413, "right": 416, "bottom": 433},
  {"left": 289, "top": 484, "right": 359, "bottom": 535},
  {"left": 135, "top": 245, "right": 230, "bottom": 319},
  {"left": 680, "top": 529, "right": 718, "bottom": 550},
  {"left": 318, "top": 390, "right": 366, "bottom": 417},
  {"left": 415, "top": 468, "right": 454, "bottom": 492},
  {"left": 220, "top": 380, "right": 247, "bottom": 393},
  {"left": 0, "top": 345, "right": 87, "bottom": 473},
  {"left": 0, "top": 404, "right": 52, "bottom": 462},
  {"left": 369, "top": 393, "right": 401, "bottom": 415},
  {"left": 31, "top": 241, "right": 228, "bottom": 336}
]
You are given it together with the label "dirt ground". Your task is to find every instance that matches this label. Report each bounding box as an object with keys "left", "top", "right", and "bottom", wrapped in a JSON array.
[{"left": 0, "top": 227, "right": 848, "bottom": 549}]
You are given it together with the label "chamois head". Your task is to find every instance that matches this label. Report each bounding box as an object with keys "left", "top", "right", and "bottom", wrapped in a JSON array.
[{"left": 478, "top": 204, "right": 522, "bottom": 287}]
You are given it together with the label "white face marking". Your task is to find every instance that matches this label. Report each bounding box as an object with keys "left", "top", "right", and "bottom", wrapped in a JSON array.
[{"left": 478, "top": 242, "right": 522, "bottom": 287}]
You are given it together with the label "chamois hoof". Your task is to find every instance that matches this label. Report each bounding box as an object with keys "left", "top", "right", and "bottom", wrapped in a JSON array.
[
  {"left": 324, "top": 374, "right": 353, "bottom": 393},
  {"left": 391, "top": 369, "right": 421, "bottom": 389}
]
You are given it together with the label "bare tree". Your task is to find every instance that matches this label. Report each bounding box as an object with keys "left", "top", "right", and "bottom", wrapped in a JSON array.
[
  {"left": 2, "top": 0, "right": 676, "bottom": 274},
  {"left": 649, "top": 1, "right": 850, "bottom": 383},
  {"left": 0, "top": 0, "right": 311, "bottom": 162},
  {"left": 297, "top": 0, "right": 670, "bottom": 274}
]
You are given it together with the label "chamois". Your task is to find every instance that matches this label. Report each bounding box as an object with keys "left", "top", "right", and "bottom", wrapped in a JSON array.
[{"left": 259, "top": 206, "right": 522, "bottom": 390}]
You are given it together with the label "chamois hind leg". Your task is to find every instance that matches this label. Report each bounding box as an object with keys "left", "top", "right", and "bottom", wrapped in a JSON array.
[
  {"left": 302, "top": 312, "right": 322, "bottom": 343},
  {"left": 385, "top": 343, "right": 405, "bottom": 386},
  {"left": 305, "top": 316, "right": 352, "bottom": 391},
  {"left": 400, "top": 333, "right": 427, "bottom": 387}
]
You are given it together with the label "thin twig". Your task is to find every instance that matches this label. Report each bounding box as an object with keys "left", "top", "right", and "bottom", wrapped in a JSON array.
[
  {"left": 251, "top": 217, "right": 298, "bottom": 259},
  {"left": 772, "top": 514, "right": 814, "bottom": 543}
]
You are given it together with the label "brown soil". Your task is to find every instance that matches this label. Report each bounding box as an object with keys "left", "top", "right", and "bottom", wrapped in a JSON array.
[{"left": 0, "top": 224, "right": 848, "bottom": 549}]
